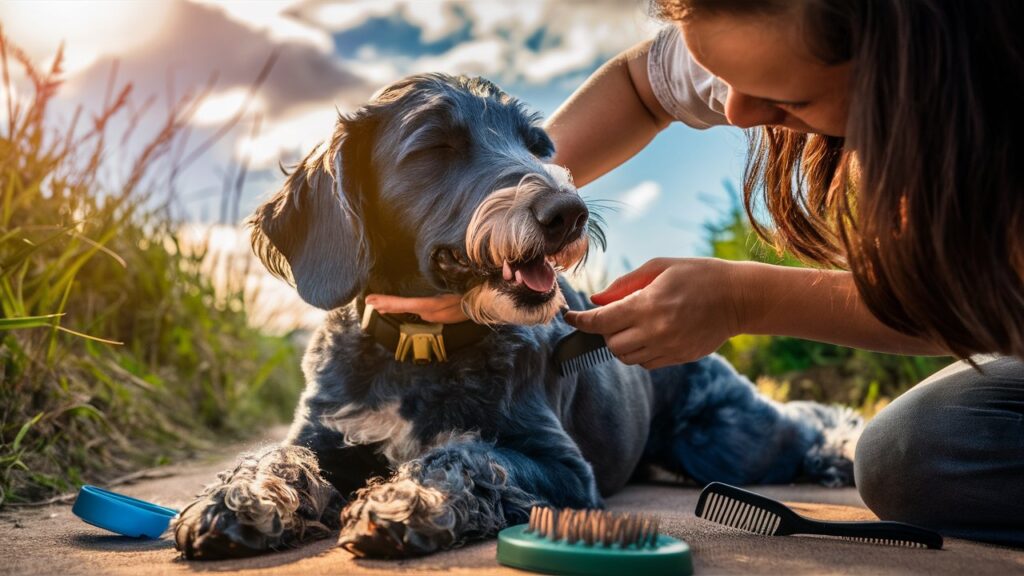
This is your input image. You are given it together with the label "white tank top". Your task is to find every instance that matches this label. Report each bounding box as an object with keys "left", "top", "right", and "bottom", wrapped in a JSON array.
[{"left": 647, "top": 25, "right": 730, "bottom": 129}]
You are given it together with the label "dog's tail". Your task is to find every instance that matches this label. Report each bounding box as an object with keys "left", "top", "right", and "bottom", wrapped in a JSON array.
[{"left": 781, "top": 401, "right": 863, "bottom": 487}]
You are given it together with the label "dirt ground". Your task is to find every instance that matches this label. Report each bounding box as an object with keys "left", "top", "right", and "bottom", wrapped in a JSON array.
[{"left": 2, "top": 428, "right": 1022, "bottom": 575}]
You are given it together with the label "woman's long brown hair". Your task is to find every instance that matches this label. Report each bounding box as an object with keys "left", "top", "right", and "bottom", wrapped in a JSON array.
[{"left": 657, "top": 0, "right": 1024, "bottom": 360}]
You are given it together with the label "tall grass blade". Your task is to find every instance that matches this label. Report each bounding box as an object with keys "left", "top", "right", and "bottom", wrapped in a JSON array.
[{"left": 0, "top": 313, "right": 64, "bottom": 330}]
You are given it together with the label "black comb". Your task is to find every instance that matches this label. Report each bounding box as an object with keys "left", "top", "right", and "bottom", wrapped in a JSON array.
[
  {"left": 553, "top": 330, "right": 614, "bottom": 377},
  {"left": 695, "top": 482, "right": 943, "bottom": 549}
]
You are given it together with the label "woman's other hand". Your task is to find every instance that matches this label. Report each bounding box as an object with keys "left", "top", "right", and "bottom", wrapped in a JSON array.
[
  {"left": 365, "top": 293, "right": 469, "bottom": 324},
  {"left": 563, "top": 258, "right": 749, "bottom": 370}
]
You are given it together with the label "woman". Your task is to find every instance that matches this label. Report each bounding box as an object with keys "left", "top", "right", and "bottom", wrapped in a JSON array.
[{"left": 368, "top": 0, "right": 1024, "bottom": 545}]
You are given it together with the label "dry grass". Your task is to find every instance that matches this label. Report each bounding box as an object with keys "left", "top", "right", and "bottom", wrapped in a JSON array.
[{"left": 0, "top": 32, "right": 301, "bottom": 505}]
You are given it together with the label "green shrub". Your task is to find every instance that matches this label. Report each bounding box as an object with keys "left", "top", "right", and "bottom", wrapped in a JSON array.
[
  {"left": 707, "top": 194, "right": 949, "bottom": 413},
  {"left": 0, "top": 35, "right": 301, "bottom": 505}
]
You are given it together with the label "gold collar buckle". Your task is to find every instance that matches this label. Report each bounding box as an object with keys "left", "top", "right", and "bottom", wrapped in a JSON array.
[
  {"left": 396, "top": 322, "right": 447, "bottom": 364},
  {"left": 361, "top": 304, "right": 448, "bottom": 364}
]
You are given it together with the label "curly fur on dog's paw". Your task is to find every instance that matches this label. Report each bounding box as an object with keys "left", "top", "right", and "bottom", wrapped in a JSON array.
[
  {"left": 173, "top": 492, "right": 282, "bottom": 559},
  {"left": 173, "top": 446, "right": 344, "bottom": 560},
  {"left": 338, "top": 477, "right": 455, "bottom": 558}
]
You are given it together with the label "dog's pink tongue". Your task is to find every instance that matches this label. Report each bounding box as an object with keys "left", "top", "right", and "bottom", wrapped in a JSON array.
[{"left": 518, "top": 259, "right": 555, "bottom": 293}]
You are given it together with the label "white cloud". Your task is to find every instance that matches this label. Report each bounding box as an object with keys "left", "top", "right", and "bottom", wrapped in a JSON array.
[
  {"left": 294, "top": 0, "right": 660, "bottom": 86},
  {"left": 306, "top": 0, "right": 403, "bottom": 31},
  {"left": 402, "top": 1, "right": 466, "bottom": 43},
  {"left": 54, "top": 0, "right": 369, "bottom": 123},
  {"left": 236, "top": 104, "right": 339, "bottom": 169},
  {"left": 407, "top": 39, "right": 507, "bottom": 77},
  {"left": 519, "top": 25, "right": 597, "bottom": 84},
  {"left": 306, "top": 0, "right": 468, "bottom": 43},
  {"left": 618, "top": 181, "right": 661, "bottom": 221},
  {"left": 27, "top": 0, "right": 375, "bottom": 188},
  {"left": 347, "top": 46, "right": 405, "bottom": 85},
  {"left": 191, "top": 0, "right": 333, "bottom": 52},
  {"left": 192, "top": 88, "right": 267, "bottom": 127},
  {"left": 464, "top": 1, "right": 546, "bottom": 36}
]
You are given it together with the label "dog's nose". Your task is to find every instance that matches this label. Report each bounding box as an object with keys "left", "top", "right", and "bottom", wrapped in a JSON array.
[{"left": 530, "top": 193, "right": 588, "bottom": 253}]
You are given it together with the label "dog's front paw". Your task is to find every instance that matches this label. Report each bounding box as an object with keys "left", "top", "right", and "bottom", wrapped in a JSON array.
[
  {"left": 173, "top": 492, "right": 279, "bottom": 560},
  {"left": 338, "top": 478, "right": 454, "bottom": 558},
  {"left": 173, "top": 446, "right": 344, "bottom": 560}
]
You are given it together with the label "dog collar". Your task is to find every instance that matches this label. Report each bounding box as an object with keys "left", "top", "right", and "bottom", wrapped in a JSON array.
[{"left": 360, "top": 304, "right": 494, "bottom": 364}]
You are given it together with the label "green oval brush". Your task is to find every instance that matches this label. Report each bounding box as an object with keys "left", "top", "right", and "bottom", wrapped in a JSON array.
[{"left": 497, "top": 506, "right": 692, "bottom": 576}]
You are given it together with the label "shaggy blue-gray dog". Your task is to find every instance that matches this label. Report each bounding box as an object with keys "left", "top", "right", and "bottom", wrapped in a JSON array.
[{"left": 172, "top": 73, "right": 861, "bottom": 560}]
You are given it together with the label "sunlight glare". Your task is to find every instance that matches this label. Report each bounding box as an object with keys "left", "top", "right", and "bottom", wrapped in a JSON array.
[{"left": 0, "top": 1, "right": 173, "bottom": 74}]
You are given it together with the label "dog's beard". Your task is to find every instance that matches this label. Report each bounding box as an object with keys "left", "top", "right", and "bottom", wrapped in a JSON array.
[
  {"left": 461, "top": 168, "right": 589, "bottom": 325},
  {"left": 461, "top": 283, "right": 568, "bottom": 325}
]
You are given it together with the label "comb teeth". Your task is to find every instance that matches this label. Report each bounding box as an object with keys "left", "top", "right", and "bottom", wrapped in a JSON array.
[
  {"left": 559, "top": 347, "right": 615, "bottom": 377},
  {"left": 524, "top": 506, "right": 660, "bottom": 548},
  {"left": 697, "top": 492, "right": 781, "bottom": 535},
  {"left": 838, "top": 537, "right": 928, "bottom": 548}
]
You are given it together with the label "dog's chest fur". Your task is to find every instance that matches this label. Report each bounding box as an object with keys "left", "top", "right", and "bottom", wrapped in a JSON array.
[
  {"left": 321, "top": 401, "right": 423, "bottom": 464},
  {"left": 304, "top": 307, "right": 556, "bottom": 465}
]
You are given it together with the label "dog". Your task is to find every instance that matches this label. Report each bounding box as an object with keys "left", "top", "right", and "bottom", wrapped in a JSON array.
[{"left": 171, "top": 73, "right": 862, "bottom": 560}]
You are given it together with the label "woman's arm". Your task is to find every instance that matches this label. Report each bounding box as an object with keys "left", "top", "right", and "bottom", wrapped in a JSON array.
[
  {"left": 732, "top": 262, "right": 947, "bottom": 355},
  {"left": 545, "top": 40, "right": 675, "bottom": 187},
  {"left": 564, "top": 258, "right": 946, "bottom": 370}
]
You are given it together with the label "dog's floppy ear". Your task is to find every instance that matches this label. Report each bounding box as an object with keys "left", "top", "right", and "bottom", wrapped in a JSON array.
[{"left": 248, "top": 122, "right": 372, "bottom": 310}]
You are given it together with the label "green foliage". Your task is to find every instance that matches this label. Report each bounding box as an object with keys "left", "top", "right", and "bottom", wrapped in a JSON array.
[
  {"left": 707, "top": 194, "right": 949, "bottom": 413},
  {"left": 0, "top": 35, "right": 301, "bottom": 505}
]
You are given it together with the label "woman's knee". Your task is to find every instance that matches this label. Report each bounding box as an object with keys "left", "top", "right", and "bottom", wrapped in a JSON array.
[
  {"left": 853, "top": 377, "right": 952, "bottom": 524},
  {"left": 854, "top": 406, "right": 903, "bottom": 520},
  {"left": 855, "top": 357, "right": 1024, "bottom": 526}
]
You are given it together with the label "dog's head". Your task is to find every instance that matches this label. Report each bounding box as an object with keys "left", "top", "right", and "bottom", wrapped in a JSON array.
[{"left": 249, "top": 73, "right": 604, "bottom": 325}]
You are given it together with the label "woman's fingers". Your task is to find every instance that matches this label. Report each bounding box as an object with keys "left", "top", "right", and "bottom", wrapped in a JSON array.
[
  {"left": 563, "top": 301, "right": 635, "bottom": 335},
  {"left": 417, "top": 302, "right": 467, "bottom": 323},
  {"left": 574, "top": 258, "right": 742, "bottom": 368},
  {"left": 367, "top": 293, "right": 460, "bottom": 313},
  {"left": 590, "top": 258, "right": 673, "bottom": 305},
  {"left": 614, "top": 344, "right": 647, "bottom": 362},
  {"left": 641, "top": 356, "right": 674, "bottom": 371},
  {"left": 365, "top": 293, "right": 468, "bottom": 323},
  {"left": 604, "top": 328, "right": 648, "bottom": 358}
]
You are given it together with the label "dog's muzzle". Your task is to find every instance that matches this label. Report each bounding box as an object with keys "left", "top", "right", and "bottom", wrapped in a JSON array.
[{"left": 464, "top": 168, "right": 590, "bottom": 290}]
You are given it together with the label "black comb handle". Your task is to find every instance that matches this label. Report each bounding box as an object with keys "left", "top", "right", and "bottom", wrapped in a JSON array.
[
  {"left": 552, "top": 330, "right": 611, "bottom": 377},
  {"left": 786, "top": 516, "right": 944, "bottom": 549},
  {"left": 696, "top": 482, "right": 943, "bottom": 549}
]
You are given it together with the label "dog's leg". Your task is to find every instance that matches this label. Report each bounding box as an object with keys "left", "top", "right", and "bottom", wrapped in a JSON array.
[
  {"left": 338, "top": 400, "right": 601, "bottom": 558},
  {"left": 172, "top": 444, "right": 344, "bottom": 560},
  {"left": 642, "top": 354, "right": 863, "bottom": 487}
]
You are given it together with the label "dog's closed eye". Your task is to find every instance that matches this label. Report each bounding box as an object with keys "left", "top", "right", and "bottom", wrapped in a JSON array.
[{"left": 523, "top": 127, "right": 555, "bottom": 159}]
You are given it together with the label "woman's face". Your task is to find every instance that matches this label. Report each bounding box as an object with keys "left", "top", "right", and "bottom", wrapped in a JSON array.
[{"left": 680, "top": 14, "right": 850, "bottom": 137}]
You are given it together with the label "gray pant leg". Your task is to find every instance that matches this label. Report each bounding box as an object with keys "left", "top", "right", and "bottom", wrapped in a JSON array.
[{"left": 855, "top": 356, "right": 1024, "bottom": 546}]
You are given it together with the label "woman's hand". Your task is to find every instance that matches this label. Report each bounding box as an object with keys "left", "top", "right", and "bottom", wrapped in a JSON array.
[
  {"left": 564, "top": 258, "right": 748, "bottom": 370},
  {"left": 364, "top": 293, "right": 469, "bottom": 324}
]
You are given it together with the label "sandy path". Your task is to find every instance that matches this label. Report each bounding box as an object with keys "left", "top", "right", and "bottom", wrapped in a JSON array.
[{"left": 3, "top": 428, "right": 1022, "bottom": 575}]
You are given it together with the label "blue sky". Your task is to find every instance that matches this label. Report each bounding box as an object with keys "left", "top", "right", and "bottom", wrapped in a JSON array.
[{"left": 3, "top": 0, "right": 750, "bottom": 280}]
